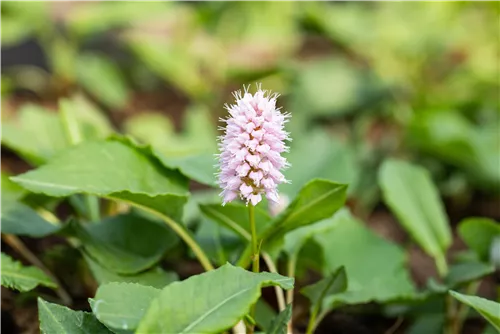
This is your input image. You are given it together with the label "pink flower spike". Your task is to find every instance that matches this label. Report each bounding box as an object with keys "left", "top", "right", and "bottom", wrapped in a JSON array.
[{"left": 217, "top": 85, "right": 291, "bottom": 206}]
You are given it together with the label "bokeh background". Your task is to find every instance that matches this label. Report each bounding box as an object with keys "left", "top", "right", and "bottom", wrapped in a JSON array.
[{"left": 1, "top": 1, "right": 499, "bottom": 333}]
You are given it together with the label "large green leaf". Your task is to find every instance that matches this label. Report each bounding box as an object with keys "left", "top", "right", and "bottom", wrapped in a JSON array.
[
  {"left": 449, "top": 291, "right": 500, "bottom": 331},
  {"left": 69, "top": 212, "right": 178, "bottom": 274},
  {"left": 1, "top": 174, "right": 60, "bottom": 237},
  {"left": 1, "top": 253, "right": 56, "bottom": 292},
  {"left": 314, "top": 210, "right": 416, "bottom": 307},
  {"left": 458, "top": 217, "right": 500, "bottom": 261},
  {"left": 199, "top": 203, "right": 272, "bottom": 241},
  {"left": 86, "top": 256, "right": 178, "bottom": 289},
  {"left": 379, "top": 159, "right": 451, "bottom": 274},
  {"left": 90, "top": 283, "right": 160, "bottom": 332},
  {"left": 11, "top": 138, "right": 189, "bottom": 222},
  {"left": 137, "top": 263, "right": 294, "bottom": 333},
  {"left": 38, "top": 298, "right": 112, "bottom": 334}
]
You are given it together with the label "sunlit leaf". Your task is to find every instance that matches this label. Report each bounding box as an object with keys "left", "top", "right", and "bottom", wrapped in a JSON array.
[
  {"left": 137, "top": 263, "right": 293, "bottom": 333},
  {"left": 449, "top": 291, "right": 500, "bottom": 331},
  {"left": 379, "top": 159, "right": 451, "bottom": 274},
  {"left": 11, "top": 138, "right": 189, "bottom": 222}
]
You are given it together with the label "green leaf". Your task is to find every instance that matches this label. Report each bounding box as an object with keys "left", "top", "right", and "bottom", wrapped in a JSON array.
[
  {"left": 1, "top": 174, "right": 60, "bottom": 237},
  {"left": 314, "top": 210, "right": 416, "bottom": 307},
  {"left": 90, "top": 283, "right": 160, "bottom": 332},
  {"left": 11, "top": 138, "right": 189, "bottom": 222},
  {"left": 1, "top": 253, "right": 56, "bottom": 292},
  {"left": 124, "top": 106, "right": 218, "bottom": 186},
  {"left": 68, "top": 212, "right": 178, "bottom": 274},
  {"left": 137, "top": 263, "right": 293, "bottom": 333},
  {"left": 38, "top": 298, "right": 112, "bottom": 334},
  {"left": 449, "top": 291, "right": 500, "bottom": 331},
  {"left": 267, "top": 304, "right": 292, "bottom": 334},
  {"left": 283, "top": 217, "right": 341, "bottom": 258},
  {"left": 238, "top": 179, "right": 347, "bottom": 267},
  {"left": 379, "top": 159, "right": 451, "bottom": 274},
  {"left": 2, "top": 97, "right": 113, "bottom": 165},
  {"left": 85, "top": 255, "right": 178, "bottom": 289},
  {"left": 2, "top": 104, "right": 68, "bottom": 165},
  {"left": 199, "top": 203, "right": 271, "bottom": 241},
  {"left": 301, "top": 266, "right": 348, "bottom": 310},
  {"left": 445, "top": 261, "right": 495, "bottom": 288},
  {"left": 261, "top": 179, "right": 347, "bottom": 246},
  {"left": 458, "top": 217, "right": 500, "bottom": 261},
  {"left": 254, "top": 299, "right": 277, "bottom": 333},
  {"left": 76, "top": 54, "right": 129, "bottom": 109}
]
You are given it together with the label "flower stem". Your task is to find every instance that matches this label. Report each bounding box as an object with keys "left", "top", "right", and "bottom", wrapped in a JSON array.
[
  {"left": 249, "top": 204, "right": 259, "bottom": 274},
  {"left": 248, "top": 204, "right": 259, "bottom": 334}
]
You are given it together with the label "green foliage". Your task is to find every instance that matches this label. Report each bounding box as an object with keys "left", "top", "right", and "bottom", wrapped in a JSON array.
[
  {"left": 124, "top": 106, "right": 218, "bottom": 186},
  {"left": 379, "top": 159, "right": 451, "bottom": 275},
  {"left": 267, "top": 304, "right": 293, "bottom": 334},
  {"left": 1, "top": 174, "right": 60, "bottom": 237},
  {"left": 11, "top": 138, "right": 189, "bottom": 222},
  {"left": 458, "top": 217, "right": 500, "bottom": 261},
  {"left": 68, "top": 213, "right": 178, "bottom": 274},
  {"left": 137, "top": 263, "right": 293, "bottom": 333},
  {"left": 199, "top": 203, "right": 271, "bottom": 240},
  {"left": 76, "top": 54, "right": 130, "bottom": 109},
  {"left": 38, "top": 298, "right": 112, "bottom": 334},
  {"left": 314, "top": 210, "right": 416, "bottom": 306},
  {"left": 85, "top": 256, "right": 178, "bottom": 289},
  {"left": 1, "top": 253, "right": 56, "bottom": 292},
  {"left": 449, "top": 291, "right": 500, "bottom": 331},
  {"left": 90, "top": 282, "right": 160, "bottom": 332}
]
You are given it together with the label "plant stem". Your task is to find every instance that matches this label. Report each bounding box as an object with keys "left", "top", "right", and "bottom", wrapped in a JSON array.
[
  {"left": 286, "top": 253, "right": 298, "bottom": 334},
  {"left": 152, "top": 211, "right": 214, "bottom": 272},
  {"left": 454, "top": 281, "right": 480, "bottom": 334},
  {"left": 113, "top": 198, "right": 214, "bottom": 271},
  {"left": 249, "top": 204, "right": 259, "bottom": 274},
  {"left": 2, "top": 234, "right": 72, "bottom": 306},
  {"left": 248, "top": 204, "right": 259, "bottom": 334},
  {"left": 261, "top": 252, "right": 286, "bottom": 311},
  {"left": 286, "top": 253, "right": 298, "bottom": 305},
  {"left": 305, "top": 305, "right": 319, "bottom": 334}
]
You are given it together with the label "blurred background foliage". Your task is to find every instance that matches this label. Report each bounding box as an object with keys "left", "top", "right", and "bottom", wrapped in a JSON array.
[
  {"left": 2, "top": 1, "right": 498, "bottom": 212},
  {"left": 1, "top": 2, "right": 499, "bottom": 333}
]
